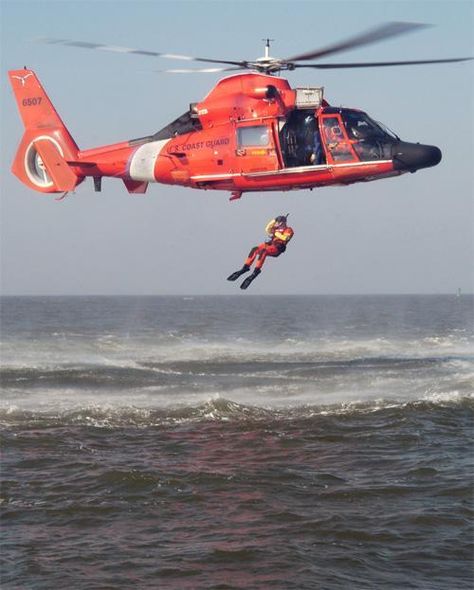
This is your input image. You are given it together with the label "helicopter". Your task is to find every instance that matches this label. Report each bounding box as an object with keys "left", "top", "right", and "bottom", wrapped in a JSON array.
[{"left": 8, "top": 22, "right": 472, "bottom": 201}]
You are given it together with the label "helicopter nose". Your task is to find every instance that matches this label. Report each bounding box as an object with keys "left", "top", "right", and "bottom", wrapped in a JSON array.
[{"left": 392, "top": 141, "right": 442, "bottom": 171}]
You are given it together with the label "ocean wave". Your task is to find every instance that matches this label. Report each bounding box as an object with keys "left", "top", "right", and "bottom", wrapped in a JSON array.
[
  {"left": 2, "top": 333, "right": 473, "bottom": 367},
  {"left": 1, "top": 349, "right": 472, "bottom": 422},
  {"left": 1, "top": 393, "right": 472, "bottom": 429},
  {"left": 2, "top": 352, "right": 472, "bottom": 382},
  {"left": 136, "top": 355, "right": 470, "bottom": 401}
]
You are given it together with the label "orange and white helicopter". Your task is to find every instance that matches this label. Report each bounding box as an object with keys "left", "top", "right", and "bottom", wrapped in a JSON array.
[{"left": 8, "top": 22, "right": 472, "bottom": 201}]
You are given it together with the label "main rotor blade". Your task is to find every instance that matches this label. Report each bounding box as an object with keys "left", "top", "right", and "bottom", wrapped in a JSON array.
[
  {"left": 38, "top": 38, "right": 247, "bottom": 68},
  {"left": 285, "top": 22, "right": 431, "bottom": 62},
  {"left": 292, "top": 57, "right": 474, "bottom": 69},
  {"left": 154, "top": 67, "right": 245, "bottom": 73}
]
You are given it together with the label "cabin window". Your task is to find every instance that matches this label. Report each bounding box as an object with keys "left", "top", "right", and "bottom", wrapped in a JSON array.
[{"left": 237, "top": 126, "right": 269, "bottom": 147}]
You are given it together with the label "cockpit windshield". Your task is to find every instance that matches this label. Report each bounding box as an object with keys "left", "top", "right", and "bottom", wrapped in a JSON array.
[
  {"left": 374, "top": 119, "right": 399, "bottom": 141},
  {"left": 343, "top": 111, "right": 388, "bottom": 141},
  {"left": 339, "top": 109, "right": 397, "bottom": 161}
]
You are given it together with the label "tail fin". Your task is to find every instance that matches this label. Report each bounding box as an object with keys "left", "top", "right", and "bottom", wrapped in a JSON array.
[{"left": 8, "top": 69, "right": 83, "bottom": 193}]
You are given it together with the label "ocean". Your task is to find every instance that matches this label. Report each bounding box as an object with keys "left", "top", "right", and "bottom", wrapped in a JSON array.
[{"left": 1, "top": 295, "right": 473, "bottom": 589}]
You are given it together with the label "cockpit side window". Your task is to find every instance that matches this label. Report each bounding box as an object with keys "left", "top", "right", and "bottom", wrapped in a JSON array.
[{"left": 321, "top": 116, "right": 356, "bottom": 162}]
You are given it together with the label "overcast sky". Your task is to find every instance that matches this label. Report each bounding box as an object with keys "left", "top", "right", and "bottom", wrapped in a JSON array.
[{"left": 1, "top": 0, "right": 473, "bottom": 295}]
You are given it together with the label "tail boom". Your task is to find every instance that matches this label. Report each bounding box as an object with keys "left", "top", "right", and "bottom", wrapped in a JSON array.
[{"left": 9, "top": 69, "right": 180, "bottom": 194}]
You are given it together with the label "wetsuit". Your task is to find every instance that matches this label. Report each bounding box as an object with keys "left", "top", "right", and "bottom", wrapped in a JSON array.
[
  {"left": 245, "top": 224, "right": 294, "bottom": 271},
  {"left": 227, "top": 218, "right": 294, "bottom": 289}
]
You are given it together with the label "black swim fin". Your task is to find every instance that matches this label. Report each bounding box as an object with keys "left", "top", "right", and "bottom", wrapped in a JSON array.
[
  {"left": 240, "top": 268, "right": 261, "bottom": 290},
  {"left": 227, "top": 264, "right": 250, "bottom": 281}
]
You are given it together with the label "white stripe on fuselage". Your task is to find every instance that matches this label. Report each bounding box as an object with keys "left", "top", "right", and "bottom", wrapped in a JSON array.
[{"left": 129, "top": 139, "right": 169, "bottom": 182}]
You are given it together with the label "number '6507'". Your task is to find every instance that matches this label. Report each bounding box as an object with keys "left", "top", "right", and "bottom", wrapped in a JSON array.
[{"left": 22, "top": 97, "right": 42, "bottom": 107}]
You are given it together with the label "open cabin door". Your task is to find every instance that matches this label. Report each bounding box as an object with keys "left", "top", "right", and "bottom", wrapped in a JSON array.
[{"left": 277, "top": 87, "right": 326, "bottom": 169}]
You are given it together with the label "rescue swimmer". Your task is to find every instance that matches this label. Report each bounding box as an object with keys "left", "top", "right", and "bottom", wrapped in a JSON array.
[{"left": 227, "top": 215, "right": 294, "bottom": 290}]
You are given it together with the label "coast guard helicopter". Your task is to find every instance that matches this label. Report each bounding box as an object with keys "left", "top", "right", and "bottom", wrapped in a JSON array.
[{"left": 8, "top": 22, "right": 472, "bottom": 201}]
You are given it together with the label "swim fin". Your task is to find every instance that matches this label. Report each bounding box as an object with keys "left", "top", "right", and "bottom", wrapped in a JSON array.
[
  {"left": 240, "top": 268, "right": 261, "bottom": 290},
  {"left": 227, "top": 264, "right": 250, "bottom": 281}
]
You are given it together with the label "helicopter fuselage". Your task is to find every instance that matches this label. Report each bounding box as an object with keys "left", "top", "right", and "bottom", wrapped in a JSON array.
[{"left": 8, "top": 70, "right": 441, "bottom": 197}]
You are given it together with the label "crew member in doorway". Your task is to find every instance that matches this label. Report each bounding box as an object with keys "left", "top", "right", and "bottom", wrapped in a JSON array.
[
  {"left": 310, "top": 124, "right": 323, "bottom": 165},
  {"left": 306, "top": 115, "right": 322, "bottom": 165},
  {"left": 227, "top": 215, "right": 294, "bottom": 289}
]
